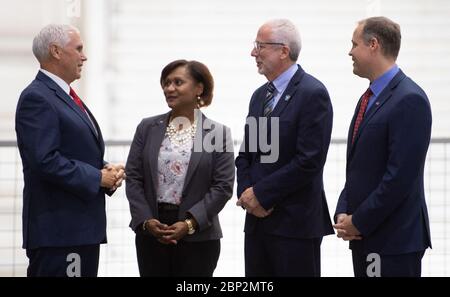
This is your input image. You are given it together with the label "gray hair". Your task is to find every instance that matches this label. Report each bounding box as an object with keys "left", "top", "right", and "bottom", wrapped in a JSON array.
[
  {"left": 265, "top": 19, "right": 302, "bottom": 61},
  {"left": 32, "top": 24, "right": 79, "bottom": 62}
]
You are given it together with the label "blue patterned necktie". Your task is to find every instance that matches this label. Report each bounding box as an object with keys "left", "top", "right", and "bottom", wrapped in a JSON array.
[{"left": 263, "top": 82, "right": 276, "bottom": 117}]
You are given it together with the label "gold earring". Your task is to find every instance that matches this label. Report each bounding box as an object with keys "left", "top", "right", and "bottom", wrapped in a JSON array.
[{"left": 197, "top": 95, "right": 205, "bottom": 107}]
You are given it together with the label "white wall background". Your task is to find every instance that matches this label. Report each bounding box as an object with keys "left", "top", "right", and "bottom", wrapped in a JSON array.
[
  {"left": 1, "top": 0, "right": 450, "bottom": 141},
  {"left": 1, "top": 0, "right": 449, "bottom": 276}
]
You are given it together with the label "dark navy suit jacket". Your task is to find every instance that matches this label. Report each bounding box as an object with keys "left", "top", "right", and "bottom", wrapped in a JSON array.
[
  {"left": 15, "top": 71, "right": 109, "bottom": 250},
  {"left": 335, "top": 70, "right": 432, "bottom": 255},
  {"left": 236, "top": 65, "right": 334, "bottom": 238}
]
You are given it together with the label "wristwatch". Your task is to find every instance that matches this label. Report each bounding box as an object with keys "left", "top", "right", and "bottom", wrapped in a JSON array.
[
  {"left": 185, "top": 218, "right": 196, "bottom": 235},
  {"left": 142, "top": 219, "right": 149, "bottom": 232}
]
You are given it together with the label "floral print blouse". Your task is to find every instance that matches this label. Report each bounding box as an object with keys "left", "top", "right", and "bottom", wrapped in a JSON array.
[{"left": 156, "top": 135, "right": 193, "bottom": 205}]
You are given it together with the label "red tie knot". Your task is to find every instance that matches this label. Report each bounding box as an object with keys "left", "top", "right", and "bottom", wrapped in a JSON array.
[{"left": 69, "top": 87, "right": 86, "bottom": 112}]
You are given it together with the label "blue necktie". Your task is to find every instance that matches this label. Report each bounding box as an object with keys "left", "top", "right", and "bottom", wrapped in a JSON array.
[{"left": 263, "top": 82, "right": 276, "bottom": 117}]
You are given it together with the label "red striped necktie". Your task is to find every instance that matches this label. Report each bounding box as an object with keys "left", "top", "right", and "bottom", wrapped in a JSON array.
[{"left": 352, "top": 87, "right": 373, "bottom": 144}]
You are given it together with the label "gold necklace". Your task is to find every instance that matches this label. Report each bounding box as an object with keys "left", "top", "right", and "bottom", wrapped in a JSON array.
[{"left": 166, "top": 122, "right": 197, "bottom": 146}]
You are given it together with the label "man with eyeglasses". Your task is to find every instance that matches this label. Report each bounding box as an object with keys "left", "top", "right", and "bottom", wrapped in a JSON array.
[{"left": 236, "top": 19, "right": 334, "bottom": 276}]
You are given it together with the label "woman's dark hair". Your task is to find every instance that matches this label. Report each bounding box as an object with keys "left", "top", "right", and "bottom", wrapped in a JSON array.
[{"left": 160, "top": 59, "right": 214, "bottom": 107}]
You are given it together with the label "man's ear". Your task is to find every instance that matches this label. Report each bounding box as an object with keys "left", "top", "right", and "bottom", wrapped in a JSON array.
[
  {"left": 369, "top": 36, "right": 380, "bottom": 51},
  {"left": 49, "top": 43, "right": 61, "bottom": 60},
  {"left": 280, "top": 45, "right": 290, "bottom": 60}
]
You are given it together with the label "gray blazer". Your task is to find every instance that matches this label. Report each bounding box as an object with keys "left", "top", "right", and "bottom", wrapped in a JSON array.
[{"left": 125, "top": 111, "right": 235, "bottom": 241}]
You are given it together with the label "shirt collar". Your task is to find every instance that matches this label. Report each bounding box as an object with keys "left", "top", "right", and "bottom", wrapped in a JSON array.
[
  {"left": 39, "top": 69, "right": 70, "bottom": 95},
  {"left": 370, "top": 64, "right": 399, "bottom": 96},
  {"left": 272, "top": 64, "right": 298, "bottom": 94}
]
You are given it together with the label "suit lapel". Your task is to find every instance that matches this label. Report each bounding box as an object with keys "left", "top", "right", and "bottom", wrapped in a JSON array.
[
  {"left": 56, "top": 88, "right": 100, "bottom": 142},
  {"left": 270, "top": 66, "right": 305, "bottom": 118},
  {"left": 148, "top": 113, "right": 170, "bottom": 194},
  {"left": 37, "top": 72, "right": 101, "bottom": 144},
  {"left": 147, "top": 111, "right": 207, "bottom": 197},
  {"left": 182, "top": 112, "right": 207, "bottom": 193},
  {"left": 84, "top": 106, "right": 104, "bottom": 153},
  {"left": 348, "top": 70, "right": 406, "bottom": 158},
  {"left": 347, "top": 99, "right": 362, "bottom": 159}
]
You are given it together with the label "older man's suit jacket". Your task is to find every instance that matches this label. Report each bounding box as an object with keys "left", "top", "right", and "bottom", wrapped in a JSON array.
[
  {"left": 16, "top": 71, "right": 109, "bottom": 250},
  {"left": 236, "top": 65, "right": 334, "bottom": 239}
]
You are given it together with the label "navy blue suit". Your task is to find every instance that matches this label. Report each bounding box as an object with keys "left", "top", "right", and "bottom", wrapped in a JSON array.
[
  {"left": 15, "top": 71, "right": 110, "bottom": 276},
  {"left": 236, "top": 65, "right": 334, "bottom": 276},
  {"left": 335, "top": 70, "right": 432, "bottom": 276}
]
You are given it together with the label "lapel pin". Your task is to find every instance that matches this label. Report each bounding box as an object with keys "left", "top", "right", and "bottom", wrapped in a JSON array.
[
  {"left": 375, "top": 102, "right": 380, "bottom": 106},
  {"left": 284, "top": 95, "right": 291, "bottom": 101}
]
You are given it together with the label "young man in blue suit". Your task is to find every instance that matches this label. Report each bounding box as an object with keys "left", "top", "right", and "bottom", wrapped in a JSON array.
[
  {"left": 15, "top": 24, "right": 125, "bottom": 277},
  {"left": 235, "top": 19, "right": 334, "bottom": 276},
  {"left": 334, "top": 17, "right": 432, "bottom": 277}
]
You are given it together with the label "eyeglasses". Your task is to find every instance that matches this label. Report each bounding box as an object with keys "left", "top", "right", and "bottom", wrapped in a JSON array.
[{"left": 253, "top": 41, "right": 285, "bottom": 52}]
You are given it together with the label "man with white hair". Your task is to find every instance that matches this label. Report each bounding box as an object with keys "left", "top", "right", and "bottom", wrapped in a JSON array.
[
  {"left": 15, "top": 24, "right": 125, "bottom": 277},
  {"left": 236, "top": 19, "right": 334, "bottom": 276}
]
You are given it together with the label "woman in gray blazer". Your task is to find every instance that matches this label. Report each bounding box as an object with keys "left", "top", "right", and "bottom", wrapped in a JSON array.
[{"left": 125, "top": 60, "right": 235, "bottom": 276}]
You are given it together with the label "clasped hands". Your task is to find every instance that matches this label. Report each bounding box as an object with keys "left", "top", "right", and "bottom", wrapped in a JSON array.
[
  {"left": 333, "top": 213, "right": 362, "bottom": 241},
  {"left": 101, "top": 163, "right": 126, "bottom": 191},
  {"left": 236, "top": 187, "right": 273, "bottom": 218},
  {"left": 144, "top": 219, "right": 190, "bottom": 245}
]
